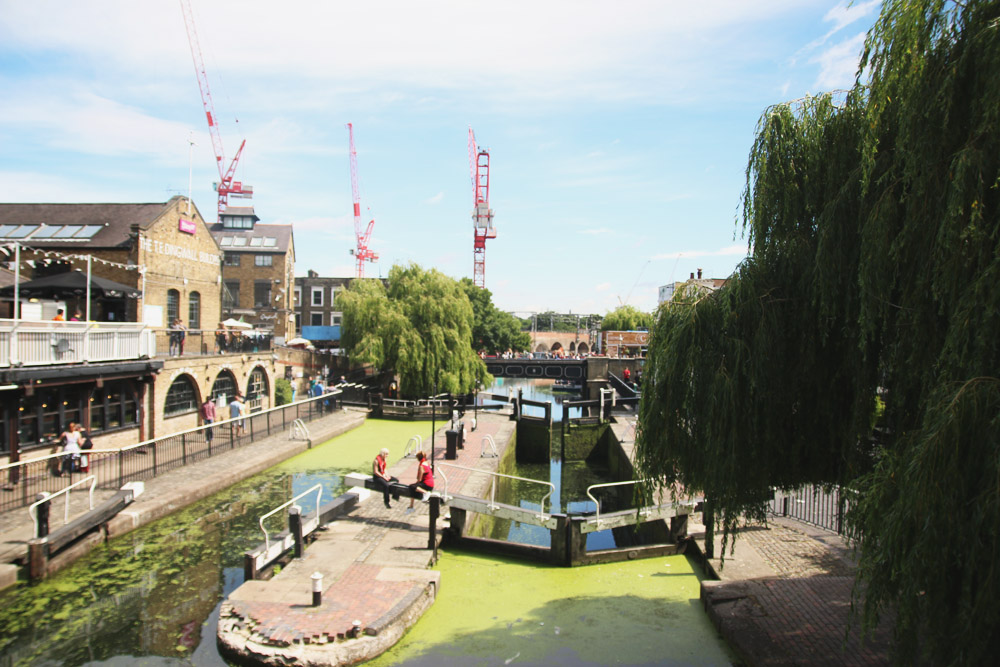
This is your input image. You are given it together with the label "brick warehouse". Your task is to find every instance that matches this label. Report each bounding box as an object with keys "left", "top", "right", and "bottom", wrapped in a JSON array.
[{"left": 0, "top": 197, "right": 297, "bottom": 463}]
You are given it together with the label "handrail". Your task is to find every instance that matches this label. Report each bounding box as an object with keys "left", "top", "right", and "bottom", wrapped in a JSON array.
[
  {"left": 435, "top": 462, "right": 555, "bottom": 520},
  {"left": 290, "top": 418, "right": 310, "bottom": 440},
  {"left": 258, "top": 483, "right": 323, "bottom": 553},
  {"left": 403, "top": 434, "right": 422, "bottom": 458},
  {"left": 480, "top": 434, "right": 498, "bottom": 458},
  {"left": 586, "top": 479, "right": 649, "bottom": 527},
  {"left": 28, "top": 475, "right": 97, "bottom": 537}
]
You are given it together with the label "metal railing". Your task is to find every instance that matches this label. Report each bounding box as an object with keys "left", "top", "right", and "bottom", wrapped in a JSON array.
[
  {"left": 290, "top": 419, "right": 310, "bottom": 440},
  {"left": 403, "top": 434, "right": 422, "bottom": 458},
  {"left": 480, "top": 434, "right": 498, "bottom": 458},
  {"left": 257, "top": 483, "right": 323, "bottom": 553},
  {"left": 586, "top": 479, "right": 649, "bottom": 527},
  {"left": 768, "top": 485, "right": 848, "bottom": 535},
  {"left": 28, "top": 475, "right": 97, "bottom": 537},
  {"left": 435, "top": 462, "right": 555, "bottom": 520},
  {"left": 0, "top": 319, "right": 155, "bottom": 367},
  {"left": 0, "top": 391, "right": 341, "bottom": 513},
  {"left": 154, "top": 327, "right": 274, "bottom": 358}
]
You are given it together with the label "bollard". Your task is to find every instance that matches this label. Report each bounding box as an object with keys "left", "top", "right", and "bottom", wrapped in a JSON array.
[
  {"left": 352, "top": 620, "right": 362, "bottom": 638},
  {"left": 428, "top": 495, "right": 440, "bottom": 555},
  {"left": 311, "top": 571, "right": 323, "bottom": 607},
  {"left": 35, "top": 492, "right": 51, "bottom": 539},
  {"left": 289, "top": 505, "right": 304, "bottom": 559}
]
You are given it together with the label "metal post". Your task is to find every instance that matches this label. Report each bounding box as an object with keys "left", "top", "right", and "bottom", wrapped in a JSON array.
[
  {"left": 311, "top": 571, "right": 323, "bottom": 607},
  {"left": 35, "top": 493, "right": 50, "bottom": 538},
  {"left": 290, "top": 506, "right": 304, "bottom": 559},
  {"left": 431, "top": 378, "right": 437, "bottom": 472},
  {"left": 429, "top": 495, "right": 440, "bottom": 555},
  {"left": 704, "top": 499, "right": 714, "bottom": 559}
]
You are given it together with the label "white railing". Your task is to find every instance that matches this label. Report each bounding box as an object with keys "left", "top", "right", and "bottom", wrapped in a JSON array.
[
  {"left": 586, "top": 479, "right": 649, "bottom": 528},
  {"left": 257, "top": 483, "right": 324, "bottom": 553},
  {"left": 28, "top": 475, "right": 97, "bottom": 536},
  {"left": 403, "top": 434, "right": 422, "bottom": 458},
  {"left": 0, "top": 319, "right": 155, "bottom": 367},
  {"left": 289, "top": 418, "right": 310, "bottom": 440},
  {"left": 435, "top": 462, "right": 555, "bottom": 520},
  {"left": 480, "top": 434, "right": 498, "bottom": 458}
]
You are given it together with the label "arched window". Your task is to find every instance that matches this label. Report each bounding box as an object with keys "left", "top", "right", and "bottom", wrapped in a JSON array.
[
  {"left": 211, "top": 371, "right": 237, "bottom": 404},
  {"left": 164, "top": 375, "right": 198, "bottom": 417},
  {"left": 167, "top": 289, "right": 180, "bottom": 324},
  {"left": 247, "top": 367, "right": 268, "bottom": 409},
  {"left": 188, "top": 291, "right": 201, "bottom": 330}
]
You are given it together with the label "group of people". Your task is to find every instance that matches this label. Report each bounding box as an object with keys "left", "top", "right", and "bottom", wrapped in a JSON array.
[
  {"left": 169, "top": 318, "right": 187, "bottom": 356},
  {"left": 198, "top": 393, "right": 248, "bottom": 441},
  {"left": 56, "top": 422, "right": 93, "bottom": 476},
  {"left": 52, "top": 308, "right": 84, "bottom": 322},
  {"left": 372, "top": 448, "right": 434, "bottom": 511}
]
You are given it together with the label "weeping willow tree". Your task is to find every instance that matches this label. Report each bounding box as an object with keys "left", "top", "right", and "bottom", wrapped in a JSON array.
[
  {"left": 338, "top": 264, "right": 491, "bottom": 398},
  {"left": 636, "top": 1, "right": 1000, "bottom": 663}
]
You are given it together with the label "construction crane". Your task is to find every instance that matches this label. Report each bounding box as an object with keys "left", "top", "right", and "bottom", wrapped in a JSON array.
[
  {"left": 469, "top": 127, "right": 496, "bottom": 288},
  {"left": 179, "top": 0, "right": 252, "bottom": 221},
  {"left": 347, "top": 123, "right": 378, "bottom": 278}
]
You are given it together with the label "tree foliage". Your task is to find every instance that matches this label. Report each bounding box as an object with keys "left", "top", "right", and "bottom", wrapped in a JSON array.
[
  {"left": 635, "top": 1, "right": 1000, "bottom": 663},
  {"left": 339, "top": 265, "right": 492, "bottom": 398},
  {"left": 460, "top": 278, "right": 531, "bottom": 354},
  {"left": 600, "top": 304, "right": 653, "bottom": 331}
]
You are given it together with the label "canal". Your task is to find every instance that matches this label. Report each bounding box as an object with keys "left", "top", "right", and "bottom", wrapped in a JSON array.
[{"left": 0, "top": 385, "right": 733, "bottom": 665}]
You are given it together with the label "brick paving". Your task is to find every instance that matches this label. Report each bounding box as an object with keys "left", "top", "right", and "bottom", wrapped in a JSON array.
[{"left": 217, "top": 412, "right": 515, "bottom": 664}]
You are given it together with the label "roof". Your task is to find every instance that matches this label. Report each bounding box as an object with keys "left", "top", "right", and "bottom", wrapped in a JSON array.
[
  {"left": 0, "top": 198, "right": 184, "bottom": 249},
  {"left": 222, "top": 206, "right": 259, "bottom": 219},
  {"left": 210, "top": 223, "right": 293, "bottom": 254}
]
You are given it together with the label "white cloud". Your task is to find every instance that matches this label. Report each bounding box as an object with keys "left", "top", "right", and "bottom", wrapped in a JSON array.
[
  {"left": 652, "top": 243, "right": 749, "bottom": 260},
  {"left": 823, "top": 0, "right": 881, "bottom": 33},
  {"left": 595, "top": 282, "right": 611, "bottom": 292},
  {"left": 813, "top": 32, "right": 867, "bottom": 90},
  {"left": 424, "top": 192, "right": 445, "bottom": 205}
]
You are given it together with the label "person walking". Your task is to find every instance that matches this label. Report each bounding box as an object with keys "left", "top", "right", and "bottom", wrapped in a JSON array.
[
  {"left": 59, "top": 422, "right": 82, "bottom": 476},
  {"left": 229, "top": 393, "right": 245, "bottom": 436},
  {"left": 200, "top": 396, "right": 216, "bottom": 444}
]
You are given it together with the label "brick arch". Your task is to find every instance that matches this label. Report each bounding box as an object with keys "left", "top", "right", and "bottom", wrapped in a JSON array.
[{"left": 245, "top": 364, "right": 272, "bottom": 412}]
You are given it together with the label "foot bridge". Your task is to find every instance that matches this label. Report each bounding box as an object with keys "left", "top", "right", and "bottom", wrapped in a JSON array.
[
  {"left": 344, "top": 469, "right": 697, "bottom": 567},
  {"left": 484, "top": 357, "right": 585, "bottom": 380}
]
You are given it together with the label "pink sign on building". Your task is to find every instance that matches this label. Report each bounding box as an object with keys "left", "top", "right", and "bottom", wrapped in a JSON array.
[{"left": 178, "top": 218, "right": 197, "bottom": 234}]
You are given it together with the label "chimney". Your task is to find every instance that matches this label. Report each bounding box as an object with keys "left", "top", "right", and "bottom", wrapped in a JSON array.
[
  {"left": 690, "top": 272, "right": 695, "bottom": 280},
  {"left": 697, "top": 268, "right": 703, "bottom": 279}
]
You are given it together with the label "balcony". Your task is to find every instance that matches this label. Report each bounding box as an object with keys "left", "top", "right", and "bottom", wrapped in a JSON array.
[{"left": 0, "top": 319, "right": 156, "bottom": 367}]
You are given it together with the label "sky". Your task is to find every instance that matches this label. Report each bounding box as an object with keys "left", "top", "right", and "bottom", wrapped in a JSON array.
[{"left": 0, "top": 0, "right": 882, "bottom": 316}]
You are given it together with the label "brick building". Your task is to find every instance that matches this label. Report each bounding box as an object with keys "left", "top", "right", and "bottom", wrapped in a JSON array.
[
  {"left": 293, "top": 271, "right": 353, "bottom": 345},
  {"left": 211, "top": 206, "right": 295, "bottom": 342}
]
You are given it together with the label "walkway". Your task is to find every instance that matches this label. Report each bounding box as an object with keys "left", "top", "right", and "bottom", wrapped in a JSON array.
[
  {"left": 0, "top": 409, "right": 367, "bottom": 590},
  {"left": 217, "top": 412, "right": 516, "bottom": 666}
]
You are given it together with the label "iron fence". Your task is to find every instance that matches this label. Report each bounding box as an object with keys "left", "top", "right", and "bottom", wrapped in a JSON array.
[
  {"left": 0, "top": 392, "right": 341, "bottom": 513},
  {"left": 768, "top": 484, "right": 850, "bottom": 535}
]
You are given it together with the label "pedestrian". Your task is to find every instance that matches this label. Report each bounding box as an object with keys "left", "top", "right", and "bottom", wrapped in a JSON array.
[
  {"left": 70, "top": 310, "right": 83, "bottom": 322},
  {"left": 169, "top": 318, "right": 187, "bottom": 356},
  {"left": 53, "top": 308, "right": 65, "bottom": 322},
  {"left": 623, "top": 367, "right": 631, "bottom": 383},
  {"left": 229, "top": 394, "right": 245, "bottom": 436},
  {"left": 215, "top": 323, "right": 228, "bottom": 354},
  {"left": 407, "top": 451, "right": 435, "bottom": 511},
  {"left": 59, "top": 422, "right": 82, "bottom": 476},
  {"left": 372, "top": 447, "right": 399, "bottom": 509},
  {"left": 79, "top": 428, "right": 93, "bottom": 473},
  {"left": 200, "top": 395, "right": 216, "bottom": 443}
]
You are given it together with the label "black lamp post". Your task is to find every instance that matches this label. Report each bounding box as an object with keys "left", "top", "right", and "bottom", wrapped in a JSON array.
[{"left": 430, "top": 375, "right": 437, "bottom": 472}]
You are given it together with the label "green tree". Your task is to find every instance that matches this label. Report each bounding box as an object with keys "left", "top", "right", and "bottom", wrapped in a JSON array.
[
  {"left": 274, "top": 378, "right": 293, "bottom": 406},
  {"left": 340, "top": 265, "right": 492, "bottom": 398},
  {"left": 600, "top": 305, "right": 652, "bottom": 331},
  {"left": 636, "top": 1, "right": 1000, "bottom": 663},
  {"left": 460, "top": 278, "right": 531, "bottom": 354}
]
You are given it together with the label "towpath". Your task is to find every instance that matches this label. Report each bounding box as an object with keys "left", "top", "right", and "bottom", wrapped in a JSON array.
[
  {"left": 217, "top": 412, "right": 516, "bottom": 666},
  {"left": 610, "top": 416, "right": 892, "bottom": 666}
]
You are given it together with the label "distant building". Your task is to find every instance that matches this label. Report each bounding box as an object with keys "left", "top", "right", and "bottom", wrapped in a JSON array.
[
  {"left": 293, "top": 271, "right": 353, "bottom": 346},
  {"left": 658, "top": 268, "right": 728, "bottom": 305},
  {"left": 210, "top": 206, "right": 295, "bottom": 341}
]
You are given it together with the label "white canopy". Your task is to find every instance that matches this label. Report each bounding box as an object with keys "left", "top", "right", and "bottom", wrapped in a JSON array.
[{"left": 221, "top": 318, "right": 252, "bottom": 329}]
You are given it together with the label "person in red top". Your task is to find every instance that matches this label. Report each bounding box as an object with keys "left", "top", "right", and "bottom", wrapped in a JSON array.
[
  {"left": 408, "top": 451, "right": 435, "bottom": 509},
  {"left": 372, "top": 447, "right": 398, "bottom": 509}
]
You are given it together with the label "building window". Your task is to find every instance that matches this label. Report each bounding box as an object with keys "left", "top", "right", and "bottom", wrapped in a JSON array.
[
  {"left": 167, "top": 289, "right": 180, "bottom": 324},
  {"left": 254, "top": 281, "right": 272, "bottom": 308},
  {"left": 211, "top": 371, "right": 237, "bottom": 404},
  {"left": 188, "top": 292, "right": 201, "bottom": 330},
  {"left": 90, "top": 381, "right": 138, "bottom": 432},
  {"left": 247, "top": 367, "right": 268, "bottom": 407},
  {"left": 223, "top": 281, "right": 240, "bottom": 309},
  {"left": 311, "top": 312, "right": 323, "bottom": 326},
  {"left": 224, "top": 252, "right": 241, "bottom": 266},
  {"left": 331, "top": 312, "right": 342, "bottom": 326},
  {"left": 165, "top": 375, "right": 198, "bottom": 417},
  {"left": 311, "top": 287, "right": 323, "bottom": 306},
  {"left": 255, "top": 254, "right": 273, "bottom": 267},
  {"left": 294, "top": 287, "right": 301, "bottom": 307}
]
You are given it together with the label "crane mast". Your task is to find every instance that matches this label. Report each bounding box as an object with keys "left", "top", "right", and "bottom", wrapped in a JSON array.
[
  {"left": 347, "top": 123, "right": 378, "bottom": 278},
  {"left": 179, "top": 0, "right": 251, "bottom": 220},
  {"left": 469, "top": 127, "right": 495, "bottom": 288}
]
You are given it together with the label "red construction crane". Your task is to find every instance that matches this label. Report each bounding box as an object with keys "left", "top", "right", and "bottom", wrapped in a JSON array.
[
  {"left": 347, "top": 123, "right": 378, "bottom": 278},
  {"left": 179, "top": 0, "right": 252, "bottom": 220},
  {"left": 469, "top": 127, "right": 496, "bottom": 288}
]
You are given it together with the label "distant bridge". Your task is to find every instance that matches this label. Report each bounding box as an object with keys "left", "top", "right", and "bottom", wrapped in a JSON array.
[{"left": 485, "top": 357, "right": 586, "bottom": 380}]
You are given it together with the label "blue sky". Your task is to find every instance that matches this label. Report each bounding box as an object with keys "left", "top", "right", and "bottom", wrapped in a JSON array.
[{"left": 0, "top": 0, "right": 881, "bottom": 316}]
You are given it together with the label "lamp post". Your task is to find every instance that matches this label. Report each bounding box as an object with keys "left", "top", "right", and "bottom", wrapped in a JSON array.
[{"left": 430, "top": 376, "right": 437, "bottom": 472}]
